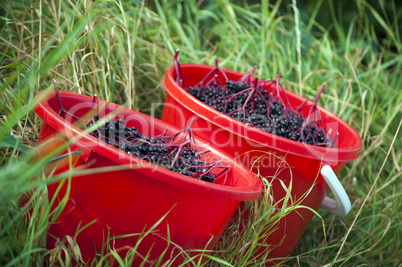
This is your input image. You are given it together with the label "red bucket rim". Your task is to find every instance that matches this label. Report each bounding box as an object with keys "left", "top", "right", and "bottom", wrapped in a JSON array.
[
  {"left": 163, "top": 63, "right": 362, "bottom": 163},
  {"left": 34, "top": 90, "right": 263, "bottom": 201}
]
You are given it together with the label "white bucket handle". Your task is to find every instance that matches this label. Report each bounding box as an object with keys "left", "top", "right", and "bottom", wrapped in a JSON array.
[{"left": 320, "top": 165, "right": 351, "bottom": 216}]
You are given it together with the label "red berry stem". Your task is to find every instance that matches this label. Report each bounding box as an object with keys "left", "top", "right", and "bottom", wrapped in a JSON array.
[
  {"left": 194, "top": 160, "right": 223, "bottom": 179},
  {"left": 53, "top": 79, "right": 81, "bottom": 122},
  {"left": 306, "top": 84, "right": 325, "bottom": 122},
  {"left": 215, "top": 58, "right": 229, "bottom": 81},
  {"left": 238, "top": 66, "right": 257, "bottom": 84},
  {"left": 174, "top": 50, "right": 185, "bottom": 88},
  {"left": 226, "top": 87, "right": 256, "bottom": 122},
  {"left": 170, "top": 139, "right": 192, "bottom": 167},
  {"left": 331, "top": 132, "right": 339, "bottom": 148},
  {"left": 92, "top": 94, "right": 97, "bottom": 109}
]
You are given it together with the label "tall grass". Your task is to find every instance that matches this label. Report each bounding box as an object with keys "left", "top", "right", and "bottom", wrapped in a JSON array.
[{"left": 0, "top": 0, "right": 401, "bottom": 266}]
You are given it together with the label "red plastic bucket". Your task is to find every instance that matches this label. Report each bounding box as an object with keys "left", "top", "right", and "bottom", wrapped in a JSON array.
[
  {"left": 34, "top": 90, "right": 262, "bottom": 265},
  {"left": 161, "top": 63, "right": 362, "bottom": 262}
]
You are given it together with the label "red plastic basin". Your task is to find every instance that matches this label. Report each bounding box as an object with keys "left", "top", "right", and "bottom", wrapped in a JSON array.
[
  {"left": 34, "top": 90, "right": 262, "bottom": 265},
  {"left": 161, "top": 63, "right": 362, "bottom": 263}
]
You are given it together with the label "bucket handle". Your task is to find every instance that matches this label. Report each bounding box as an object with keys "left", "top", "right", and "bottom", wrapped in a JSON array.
[{"left": 320, "top": 165, "right": 351, "bottom": 216}]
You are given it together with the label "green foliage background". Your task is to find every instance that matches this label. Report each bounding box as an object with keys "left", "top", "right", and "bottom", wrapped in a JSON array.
[{"left": 0, "top": 0, "right": 400, "bottom": 266}]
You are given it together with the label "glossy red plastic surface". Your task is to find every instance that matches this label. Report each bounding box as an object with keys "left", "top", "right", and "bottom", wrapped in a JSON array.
[
  {"left": 161, "top": 63, "right": 362, "bottom": 263},
  {"left": 34, "top": 90, "right": 262, "bottom": 266}
]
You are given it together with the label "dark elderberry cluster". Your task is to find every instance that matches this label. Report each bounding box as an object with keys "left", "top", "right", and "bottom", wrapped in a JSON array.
[
  {"left": 188, "top": 80, "right": 329, "bottom": 146},
  {"left": 173, "top": 50, "right": 338, "bottom": 147},
  {"left": 52, "top": 82, "right": 228, "bottom": 183},
  {"left": 85, "top": 114, "right": 228, "bottom": 183},
  {"left": 173, "top": 50, "right": 335, "bottom": 147}
]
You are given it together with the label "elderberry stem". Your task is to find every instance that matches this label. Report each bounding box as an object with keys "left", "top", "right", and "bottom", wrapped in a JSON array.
[
  {"left": 196, "top": 160, "right": 223, "bottom": 179},
  {"left": 196, "top": 67, "right": 220, "bottom": 87},
  {"left": 174, "top": 50, "right": 185, "bottom": 88},
  {"left": 253, "top": 89, "right": 274, "bottom": 121},
  {"left": 226, "top": 87, "right": 256, "bottom": 122},
  {"left": 170, "top": 140, "right": 191, "bottom": 167},
  {"left": 306, "top": 84, "right": 325, "bottom": 121},
  {"left": 213, "top": 165, "right": 230, "bottom": 178},
  {"left": 271, "top": 72, "right": 280, "bottom": 99},
  {"left": 238, "top": 66, "right": 257, "bottom": 84},
  {"left": 205, "top": 74, "right": 224, "bottom": 87},
  {"left": 296, "top": 99, "right": 309, "bottom": 112},
  {"left": 197, "top": 149, "right": 211, "bottom": 156},
  {"left": 215, "top": 58, "right": 229, "bottom": 81},
  {"left": 331, "top": 132, "right": 339, "bottom": 148},
  {"left": 53, "top": 79, "right": 81, "bottom": 122},
  {"left": 53, "top": 79, "right": 64, "bottom": 117},
  {"left": 251, "top": 77, "right": 259, "bottom": 112},
  {"left": 92, "top": 94, "right": 97, "bottom": 109}
]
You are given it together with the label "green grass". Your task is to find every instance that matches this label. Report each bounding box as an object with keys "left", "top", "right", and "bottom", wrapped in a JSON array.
[{"left": 0, "top": 0, "right": 401, "bottom": 266}]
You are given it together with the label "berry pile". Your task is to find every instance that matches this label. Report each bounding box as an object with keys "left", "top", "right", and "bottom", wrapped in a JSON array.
[
  {"left": 174, "top": 50, "right": 338, "bottom": 147},
  {"left": 83, "top": 115, "right": 229, "bottom": 183},
  {"left": 53, "top": 83, "right": 229, "bottom": 183}
]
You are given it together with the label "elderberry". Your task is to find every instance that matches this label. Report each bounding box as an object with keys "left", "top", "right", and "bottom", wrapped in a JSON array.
[
  {"left": 173, "top": 51, "right": 336, "bottom": 147},
  {"left": 83, "top": 115, "right": 229, "bottom": 183}
]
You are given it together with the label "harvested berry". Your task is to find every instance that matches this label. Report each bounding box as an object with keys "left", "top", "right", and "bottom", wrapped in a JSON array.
[
  {"left": 83, "top": 116, "right": 228, "bottom": 183},
  {"left": 52, "top": 84, "right": 229, "bottom": 183},
  {"left": 173, "top": 50, "right": 337, "bottom": 148},
  {"left": 55, "top": 84, "right": 229, "bottom": 184}
]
